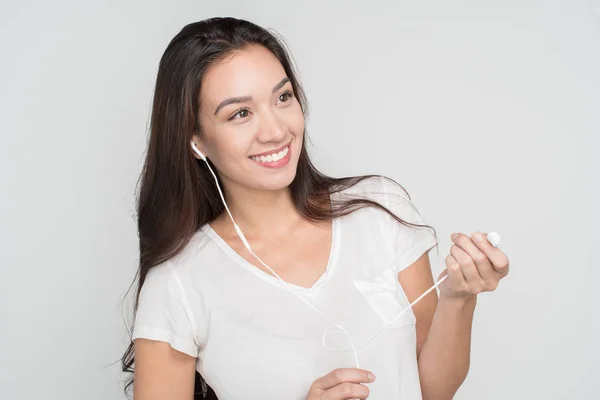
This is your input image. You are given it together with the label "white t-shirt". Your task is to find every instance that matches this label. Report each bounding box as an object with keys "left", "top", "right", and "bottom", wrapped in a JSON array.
[{"left": 132, "top": 176, "right": 438, "bottom": 399}]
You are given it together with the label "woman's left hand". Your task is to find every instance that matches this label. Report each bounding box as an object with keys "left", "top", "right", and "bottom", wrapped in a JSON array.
[{"left": 438, "top": 231, "right": 510, "bottom": 300}]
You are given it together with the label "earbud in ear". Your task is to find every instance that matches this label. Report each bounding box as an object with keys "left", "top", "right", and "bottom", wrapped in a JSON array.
[{"left": 190, "top": 140, "right": 206, "bottom": 161}]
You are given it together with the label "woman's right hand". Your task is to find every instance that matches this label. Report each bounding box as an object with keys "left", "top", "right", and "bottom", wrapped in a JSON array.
[{"left": 305, "top": 368, "right": 375, "bottom": 399}]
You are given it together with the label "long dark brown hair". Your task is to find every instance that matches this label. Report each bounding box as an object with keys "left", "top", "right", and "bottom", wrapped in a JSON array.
[{"left": 121, "top": 17, "right": 437, "bottom": 399}]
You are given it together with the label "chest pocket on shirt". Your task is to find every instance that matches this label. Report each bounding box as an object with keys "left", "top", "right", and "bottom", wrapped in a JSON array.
[{"left": 353, "top": 264, "right": 416, "bottom": 328}]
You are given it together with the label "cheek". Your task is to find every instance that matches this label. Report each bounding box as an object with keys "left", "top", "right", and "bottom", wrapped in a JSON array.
[
  {"left": 216, "top": 140, "right": 252, "bottom": 166},
  {"left": 292, "top": 106, "right": 305, "bottom": 132},
  {"left": 209, "top": 126, "right": 250, "bottom": 157},
  {"left": 295, "top": 118, "right": 305, "bottom": 137}
]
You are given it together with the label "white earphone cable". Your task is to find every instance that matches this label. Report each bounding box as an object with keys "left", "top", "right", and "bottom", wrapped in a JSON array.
[
  {"left": 194, "top": 143, "right": 498, "bottom": 368},
  {"left": 204, "top": 157, "right": 361, "bottom": 367}
]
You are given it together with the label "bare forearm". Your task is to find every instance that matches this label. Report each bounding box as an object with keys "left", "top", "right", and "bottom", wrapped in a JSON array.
[{"left": 417, "top": 295, "right": 477, "bottom": 400}]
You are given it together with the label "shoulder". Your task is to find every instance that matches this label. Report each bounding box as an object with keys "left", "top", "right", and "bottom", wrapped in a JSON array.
[
  {"left": 335, "top": 175, "right": 432, "bottom": 238},
  {"left": 163, "top": 227, "right": 214, "bottom": 272},
  {"left": 139, "top": 230, "right": 214, "bottom": 301},
  {"left": 333, "top": 175, "right": 411, "bottom": 208},
  {"left": 141, "top": 260, "right": 175, "bottom": 292}
]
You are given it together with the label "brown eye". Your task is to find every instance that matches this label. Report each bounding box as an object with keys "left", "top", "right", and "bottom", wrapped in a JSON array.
[
  {"left": 279, "top": 90, "right": 293, "bottom": 103},
  {"left": 230, "top": 108, "right": 250, "bottom": 120}
]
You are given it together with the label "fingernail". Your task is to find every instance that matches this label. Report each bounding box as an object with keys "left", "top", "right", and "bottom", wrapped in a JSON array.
[
  {"left": 451, "top": 233, "right": 458, "bottom": 241},
  {"left": 472, "top": 232, "right": 484, "bottom": 242},
  {"left": 368, "top": 372, "right": 376, "bottom": 381}
]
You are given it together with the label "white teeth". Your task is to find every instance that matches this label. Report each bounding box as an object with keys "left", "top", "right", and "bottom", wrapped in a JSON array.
[{"left": 251, "top": 145, "right": 289, "bottom": 163}]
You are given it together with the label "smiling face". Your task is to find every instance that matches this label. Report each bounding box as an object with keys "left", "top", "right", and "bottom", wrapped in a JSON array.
[{"left": 193, "top": 44, "right": 305, "bottom": 193}]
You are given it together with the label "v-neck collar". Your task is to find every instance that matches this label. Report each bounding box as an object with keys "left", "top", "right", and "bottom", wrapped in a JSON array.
[{"left": 200, "top": 215, "right": 340, "bottom": 294}]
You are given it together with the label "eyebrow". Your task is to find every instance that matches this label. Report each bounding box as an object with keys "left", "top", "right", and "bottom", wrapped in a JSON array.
[{"left": 213, "top": 77, "right": 291, "bottom": 116}]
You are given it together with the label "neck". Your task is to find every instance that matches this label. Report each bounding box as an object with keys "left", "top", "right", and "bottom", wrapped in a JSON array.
[{"left": 215, "top": 183, "right": 302, "bottom": 239}]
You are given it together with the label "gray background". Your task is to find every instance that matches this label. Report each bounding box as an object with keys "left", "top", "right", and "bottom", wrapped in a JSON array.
[{"left": 1, "top": 0, "right": 599, "bottom": 398}]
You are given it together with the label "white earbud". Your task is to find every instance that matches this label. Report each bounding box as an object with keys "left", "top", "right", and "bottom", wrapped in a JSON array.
[
  {"left": 487, "top": 232, "right": 501, "bottom": 247},
  {"left": 191, "top": 140, "right": 207, "bottom": 161}
]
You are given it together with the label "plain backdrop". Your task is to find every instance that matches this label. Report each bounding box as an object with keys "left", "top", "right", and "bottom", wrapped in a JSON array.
[{"left": 1, "top": 0, "right": 599, "bottom": 399}]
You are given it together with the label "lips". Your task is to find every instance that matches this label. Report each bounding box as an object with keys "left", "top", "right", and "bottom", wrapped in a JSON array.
[
  {"left": 249, "top": 141, "right": 292, "bottom": 158},
  {"left": 248, "top": 141, "right": 292, "bottom": 169}
]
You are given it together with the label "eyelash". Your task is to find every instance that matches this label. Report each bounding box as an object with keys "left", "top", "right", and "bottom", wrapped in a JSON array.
[{"left": 229, "top": 90, "right": 294, "bottom": 121}]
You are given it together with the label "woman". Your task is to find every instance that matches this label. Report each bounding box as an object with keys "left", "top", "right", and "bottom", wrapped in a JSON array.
[{"left": 121, "top": 17, "right": 510, "bottom": 400}]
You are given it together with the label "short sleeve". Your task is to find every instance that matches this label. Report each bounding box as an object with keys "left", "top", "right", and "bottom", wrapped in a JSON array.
[
  {"left": 377, "top": 177, "right": 439, "bottom": 273},
  {"left": 132, "top": 261, "right": 200, "bottom": 358}
]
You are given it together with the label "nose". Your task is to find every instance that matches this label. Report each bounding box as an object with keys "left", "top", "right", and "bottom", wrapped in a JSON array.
[{"left": 255, "top": 109, "right": 287, "bottom": 143}]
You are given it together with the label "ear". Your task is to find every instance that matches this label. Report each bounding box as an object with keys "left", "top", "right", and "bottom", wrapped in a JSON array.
[{"left": 190, "top": 135, "right": 207, "bottom": 161}]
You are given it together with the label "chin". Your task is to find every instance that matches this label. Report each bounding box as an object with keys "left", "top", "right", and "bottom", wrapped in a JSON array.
[
  {"left": 261, "top": 171, "right": 297, "bottom": 191},
  {"left": 250, "top": 164, "right": 298, "bottom": 191}
]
